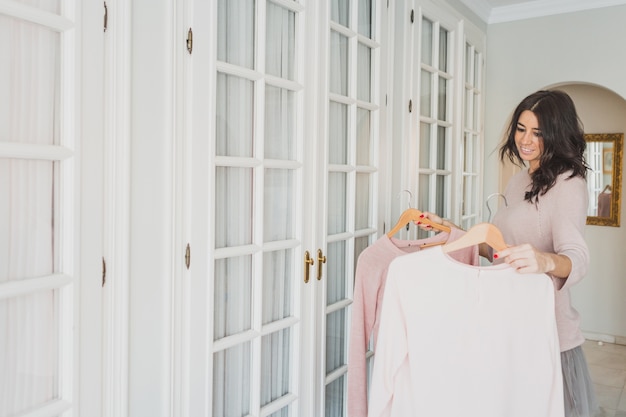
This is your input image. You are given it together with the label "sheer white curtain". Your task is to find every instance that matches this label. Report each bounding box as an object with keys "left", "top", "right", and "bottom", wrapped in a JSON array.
[{"left": 0, "top": 7, "right": 59, "bottom": 416}]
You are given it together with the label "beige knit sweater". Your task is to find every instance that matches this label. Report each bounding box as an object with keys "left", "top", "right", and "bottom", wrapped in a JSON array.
[{"left": 492, "top": 169, "right": 590, "bottom": 352}]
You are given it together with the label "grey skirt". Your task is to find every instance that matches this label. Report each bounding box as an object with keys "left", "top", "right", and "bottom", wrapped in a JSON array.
[{"left": 561, "top": 345, "right": 599, "bottom": 417}]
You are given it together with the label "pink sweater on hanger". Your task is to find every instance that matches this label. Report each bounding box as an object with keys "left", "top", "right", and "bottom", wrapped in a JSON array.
[{"left": 347, "top": 228, "right": 479, "bottom": 417}]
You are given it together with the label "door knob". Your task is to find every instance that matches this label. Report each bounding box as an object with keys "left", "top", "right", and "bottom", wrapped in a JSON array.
[
  {"left": 304, "top": 251, "right": 314, "bottom": 283},
  {"left": 317, "top": 249, "right": 326, "bottom": 281}
]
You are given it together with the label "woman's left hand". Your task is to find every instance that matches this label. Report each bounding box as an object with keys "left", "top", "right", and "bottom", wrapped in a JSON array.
[{"left": 494, "top": 243, "right": 556, "bottom": 274}]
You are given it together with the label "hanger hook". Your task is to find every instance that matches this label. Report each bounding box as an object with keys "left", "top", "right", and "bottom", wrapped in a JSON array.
[
  {"left": 397, "top": 189, "right": 413, "bottom": 209},
  {"left": 485, "top": 193, "right": 508, "bottom": 222}
]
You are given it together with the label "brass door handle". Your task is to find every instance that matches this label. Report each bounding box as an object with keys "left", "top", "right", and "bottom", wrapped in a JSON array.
[
  {"left": 304, "top": 251, "right": 314, "bottom": 283},
  {"left": 317, "top": 249, "right": 326, "bottom": 281}
]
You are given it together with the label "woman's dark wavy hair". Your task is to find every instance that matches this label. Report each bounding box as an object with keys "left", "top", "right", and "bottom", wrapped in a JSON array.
[{"left": 499, "top": 90, "right": 589, "bottom": 203}]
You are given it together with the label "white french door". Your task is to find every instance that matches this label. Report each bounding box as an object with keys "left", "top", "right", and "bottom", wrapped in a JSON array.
[
  {"left": 186, "top": 0, "right": 382, "bottom": 416},
  {"left": 319, "top": 0, "right": 381, "bottom": 415},
  {"left": 0, "top": 1, "right": 103, "bottom": 416},
  {"left": 390, "top": 0, "right": 485, "bottom": 235},
  {"left": 189, "top": 1, "right": 311, "bottom": 415}
]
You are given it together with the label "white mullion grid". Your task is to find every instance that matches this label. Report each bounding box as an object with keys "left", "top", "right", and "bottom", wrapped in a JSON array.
[
  {"left": 401, "top": 6, "right": 418, "bottom": 217},
  {"left": 357, "top": 34, "right": 380, "bottom": 50},
  {"left": 216, "top": 61, "right": 264, "bottom": 82},
  {"left": 461, "top": 33, "right": 479, "bottom": 225},
  {"left": 431, "top": 20, "right": 440, "bottom": 124},
  {"left": 0, "top": 143, "right": 74, "bottom": 160},
  {"left": 251, "top": 162, "right": 264, "bottom": 415},
  {"left": 0, "top": 1, "right": 73, "bottom": 31},
  {"left": 251, "top": 1, "right": 266, "bottom": 413},
  {"left": 475, "top": 48, "right": 485, "bottom": 225},
  {"left": 252, "top": 137, "right": 266, "bottom": 411},
  {"left": 205, "top": 3, "right": 217, "bottom": 414},
  {"left": 414, "top": 11, "right": 428, "bottom": 211},
  {"left": 290, "top": 0, "right": 304, "bottom": 398},
  {"left": 464, "top": 43, "right": 482, "bottom": 226},
  {"left": 437, "top": 23, "right": 454, "bottom": 219},
  {"left": 269, "top": 0, "right": 305, "bottom": 13},
  {"left": 269, "top": 0, "right": 306, "bottom": 14},
  {"left": 10, "top": 399, "right": 71, "bottom": 417},
  {"left": 354, "top": 227, "right": 377, "bottom": 238},
  {"left": 330, "top": 20, "right": 356, "bottom": 39},
  {"left": 355, "top": 99, "right": 380, "bottom": 114},
  {"left": 213, "top": 329, "right": 261, "bottom": 353},
  {"left": 57, "top": 0, "right": 77, "bottom": 410},
  {"left": 327, "top": 21, "right": 356, "bottom": 393},
  {"left": 365, "top": 4, "right": 380, "bottom": 243},
  {"left": 325, "top": 364, "right": 348, "bottom": 386},
  {"left": 265, "top": 74, "right": 304, "bottom": 92},
  {"left": 347, "top": 99, "right": 357, "bottom": 236},
  {"left": 260, "top": 394, "right": 298, "bottom": 417},
  {"left": 325, "top": 297, "right": 351, "bottom": 315},
  {"left": 417, "top": 11, "right": 437, "bottom": 212},
  {"left": 0, "top": 274, "right": 73, "bottom": 299},
  {"left": 329, "top": 92, "right": 356, "bottom": 107},
  {"left": 327, "top": 163, "right": 356, "bottom": 173},
  {"left": 326, "top": 231, "right": 353, "bottom": 243}
]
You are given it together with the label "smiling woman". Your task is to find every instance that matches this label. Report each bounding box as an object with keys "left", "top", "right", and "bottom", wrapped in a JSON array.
[{"left": 584, "top": 133, "right": 623, "bottom": 226}]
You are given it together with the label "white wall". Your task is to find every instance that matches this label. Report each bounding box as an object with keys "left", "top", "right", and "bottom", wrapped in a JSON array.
[
  {"left": 128, "top": 0, "right": 175, "bottom": 415},
  {"left": 483, "top": 6, "right": 626, "bottom": 341}
]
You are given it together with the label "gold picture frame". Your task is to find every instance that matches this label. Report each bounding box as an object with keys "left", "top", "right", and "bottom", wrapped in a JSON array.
[{"left": 585, "top": 133, "right": 623, "bottom": 227}]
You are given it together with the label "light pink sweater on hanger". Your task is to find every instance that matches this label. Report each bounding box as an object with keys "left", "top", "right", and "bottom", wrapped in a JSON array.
[{"left": 347, "top": 228, "right": 479, "bottom": 417}]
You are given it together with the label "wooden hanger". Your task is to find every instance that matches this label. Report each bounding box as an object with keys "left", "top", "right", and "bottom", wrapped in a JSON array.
[
  {"left": 602, "top": 184, "right": 612, "bottom": 193},
  {"left": 442, "top": 222, "right": 507, "bottom": 253},
  {"left": 387, "top": 208, "right": 451, "bottom": 237}
]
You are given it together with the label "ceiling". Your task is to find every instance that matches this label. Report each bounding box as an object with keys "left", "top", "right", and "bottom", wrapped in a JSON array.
[{"left": 458, "top": 0, "right": 626, "bottom": 24}]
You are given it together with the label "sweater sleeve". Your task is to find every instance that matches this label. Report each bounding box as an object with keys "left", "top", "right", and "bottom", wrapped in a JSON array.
[
  {"left": 548, "top": 175, "right": 590, "bottom": 290},
  {"left": 348, "top": 246, "right": 386, "bottom": 417},
  {"left": 366, "top": 264, "right": 409, "bottom": 417}
]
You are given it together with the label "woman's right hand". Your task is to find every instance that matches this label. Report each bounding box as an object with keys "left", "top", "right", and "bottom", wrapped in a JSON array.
[{"left": 415, "top": 211, "right": 445, "bottom": 232}]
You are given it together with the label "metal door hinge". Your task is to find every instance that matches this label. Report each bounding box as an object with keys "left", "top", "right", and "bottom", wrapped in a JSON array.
[
  {"left": 185, "top": 244, "right": 191, "bottom": 269},
  {"left": 410, "top": 9, "right": 414, "bottom": 23},
  {"left": 186, "top": 28, "right": 193, "bottom": 54},
  {"left": 104, "top": 2, "right": 108, "bottom": 32},
  {"left": 102, "top": 257, "right": 107, "bottom": 287}
]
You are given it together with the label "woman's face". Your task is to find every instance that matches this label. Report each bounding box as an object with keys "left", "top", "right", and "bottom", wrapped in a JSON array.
[{"left": 515, "top": 110, "right": 544, "bottom": 173}]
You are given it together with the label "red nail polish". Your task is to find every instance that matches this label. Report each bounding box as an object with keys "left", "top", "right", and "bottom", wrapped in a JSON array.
[
  {"left": 493, "top": 253, "right": 499, "bottom": 259},
  {"left": 417, "top": 221, "right": 422, "bottom": 225},
  {"left": 419, "top": 214, "right": 425, "bottom": 218}
]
